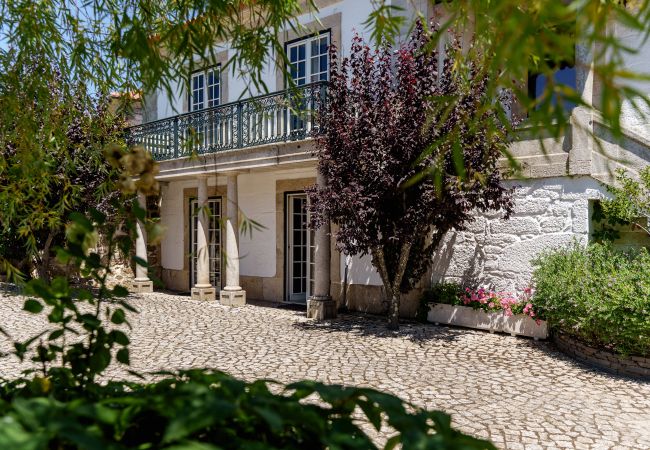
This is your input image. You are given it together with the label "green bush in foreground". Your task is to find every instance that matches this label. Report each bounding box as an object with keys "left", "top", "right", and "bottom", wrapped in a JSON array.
[
  {"left": 0, "top": 370, "right": 494, "bottom": 450},
  {"left": 533, "top": 243, "right": 650, "bottom": 356}
]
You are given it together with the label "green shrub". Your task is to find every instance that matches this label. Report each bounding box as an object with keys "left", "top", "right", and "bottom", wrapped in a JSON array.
[
  {"left": 416, "top": 282, "right": 463, "bottom": 322},
  {"left": 0, "top": 370, "right": 495, "bottom": 449},
  {"left": 533, "top": 243, "right": 650, "bottom": 356}
]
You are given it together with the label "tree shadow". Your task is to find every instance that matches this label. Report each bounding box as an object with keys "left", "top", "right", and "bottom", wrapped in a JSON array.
[
  {"left": 293, "top": 311, "right": 468, "bottom": 345},
  {"left": 246, "top": 298, "right": 308, "bottom": 312}
]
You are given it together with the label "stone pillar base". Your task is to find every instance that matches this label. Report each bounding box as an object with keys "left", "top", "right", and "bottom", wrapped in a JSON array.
[
  {"left": 191, "top": 286, "right": 217, "bottom": 301},
  {"left": 131, "top": 279, "right": 153, "bottom": 293},
  {"left": 220, "top": 290, "right": 246, "bottom": 306},
  {"left": 307, "top": 296, "right": 337, "bottom": 320}
]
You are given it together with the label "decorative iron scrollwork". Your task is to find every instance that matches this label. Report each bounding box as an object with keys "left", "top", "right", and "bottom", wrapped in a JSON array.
[{"left": 126, "top": 82, "right": 327, "bottom": 161}]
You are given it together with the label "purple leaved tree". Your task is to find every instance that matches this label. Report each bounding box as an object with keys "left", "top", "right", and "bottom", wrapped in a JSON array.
[{"left": 308, "top": 23, "right": 515, "bottom": 329}]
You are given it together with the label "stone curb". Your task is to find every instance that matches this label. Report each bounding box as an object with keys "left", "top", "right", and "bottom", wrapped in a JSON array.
[{"left": 553, "top": 332, "right": 650, "bottom": 380}]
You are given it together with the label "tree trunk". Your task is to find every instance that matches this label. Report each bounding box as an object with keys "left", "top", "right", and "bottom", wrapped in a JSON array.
[
  {"left": 36, "top": 232, "right": 55, "bottom": 282},
  {"left": 372, "top": 242, "right": 412, "bottom": 330},
  {"left": 386, "top": 288, "right": 401, "bottom": 330}
]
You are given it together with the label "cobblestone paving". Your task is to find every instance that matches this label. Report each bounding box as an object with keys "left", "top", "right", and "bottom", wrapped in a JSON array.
[{"left": 1, "top": 291, "right": 649, "bottom": 449}]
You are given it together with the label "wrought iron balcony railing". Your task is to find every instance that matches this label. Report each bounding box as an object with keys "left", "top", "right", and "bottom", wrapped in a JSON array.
[{"left": 127, "top": 82, "right": 327, "bottom": 161}]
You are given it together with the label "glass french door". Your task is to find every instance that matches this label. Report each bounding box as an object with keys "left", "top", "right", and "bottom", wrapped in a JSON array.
[
  {"left": 190, "top": 198, "right": 222, "bottom": 289},
  {"left": 286, "top": 193, "right": 315, "bottom": 303}
]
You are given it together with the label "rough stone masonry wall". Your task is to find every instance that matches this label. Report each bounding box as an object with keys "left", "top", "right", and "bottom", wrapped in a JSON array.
[{"left": 431, "top": 176, "right": 607, "bottom": 292}]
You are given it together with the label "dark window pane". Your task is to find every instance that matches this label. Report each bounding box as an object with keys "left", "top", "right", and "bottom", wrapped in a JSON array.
[
  {"left": 530, "top": 65, "right": 577, "bottom": 113},
  {"left": 320, "top": 38, "right": 328, "bottom": 53}
]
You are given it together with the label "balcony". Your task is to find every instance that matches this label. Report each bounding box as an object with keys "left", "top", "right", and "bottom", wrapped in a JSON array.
[{"left": 127, "top": 82, "right": 327, "bottom": 161}]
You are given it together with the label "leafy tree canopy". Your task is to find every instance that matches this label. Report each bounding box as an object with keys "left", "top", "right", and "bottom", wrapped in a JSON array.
[
  {"left": 380, "top": 0, "right": 650, "bottom": 142},
  {"left": 0, "top": 57, "right": 124, "bottom": 280}
]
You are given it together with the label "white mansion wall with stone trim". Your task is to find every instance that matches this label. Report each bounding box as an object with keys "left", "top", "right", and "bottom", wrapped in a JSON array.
[
  {"left": 431, "top": 176, "right": 607, "bottom": 292},
  {"left": 154, "top": 0, "right": 377, "bottom": 121}
]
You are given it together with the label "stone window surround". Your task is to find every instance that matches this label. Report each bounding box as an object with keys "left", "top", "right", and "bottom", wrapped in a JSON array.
[
  {"left": 183, "top": 49, "right": 230, "bottom": 113},
  {"left": 275, "top": 12, "right": 342, "bottom": 91},
  {"left": 189, "top": 65, "right": 222, "bottom": 111}
]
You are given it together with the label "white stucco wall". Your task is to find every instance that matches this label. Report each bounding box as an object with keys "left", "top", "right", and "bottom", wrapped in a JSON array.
[
  {"left": 160, "top": 179, "right": 195, "bottom": 271},
  {"left": 431, "top": 176, "right": 607, "bottom": 292},
  {"left": 340, "top": 253, "right": 382, "bottom": 286},
  {"left": 237, "top": 172, "right": 276, "bottom": 277}
]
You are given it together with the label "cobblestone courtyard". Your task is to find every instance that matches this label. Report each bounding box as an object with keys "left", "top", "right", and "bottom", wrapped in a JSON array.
[{"left": 1, "top": 291, "right": 649, "bottom": 449}]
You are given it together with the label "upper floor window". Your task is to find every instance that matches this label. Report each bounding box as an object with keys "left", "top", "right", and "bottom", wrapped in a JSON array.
[
  {"left": 286, "top": 32, "right": 330, "bottom": 86},
  {"left": 190, "top": 66, "right": 220, "bottom": 112},
  {"left": 528, "top": 62, "right": 577, "bottom": 114}
]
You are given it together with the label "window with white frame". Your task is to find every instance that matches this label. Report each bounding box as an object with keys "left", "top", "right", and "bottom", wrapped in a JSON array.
[
  {"left": 190, "top": 66, "right": 220, "bottom": 112},
  {"left": 287, "top": 32, "right": 330, "bottom": 86}
]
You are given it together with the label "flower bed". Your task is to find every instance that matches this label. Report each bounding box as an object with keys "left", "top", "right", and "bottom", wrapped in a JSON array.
[
  {"left": 422, "top": 285, "right": 548, "bottom": 340},
  {"left": 427, "top": 303, "right": 548, "bottom": 340}
]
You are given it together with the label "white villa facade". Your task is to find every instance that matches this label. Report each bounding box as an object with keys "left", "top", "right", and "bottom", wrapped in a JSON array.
[{"left": 128, "top": 0, "right": 650, "bottom": 318}]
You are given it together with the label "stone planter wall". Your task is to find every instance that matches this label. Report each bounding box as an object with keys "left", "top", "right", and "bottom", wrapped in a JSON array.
[
  {"left": 427, "top": 303, "right": 548, "bottom": 340},
  {"left": 553, "top": 332, "right": 650, "bottom": 380}
]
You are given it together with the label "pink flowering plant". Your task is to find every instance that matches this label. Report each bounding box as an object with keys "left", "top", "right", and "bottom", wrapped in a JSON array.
[
  {"left": 422, "top": 282, "right": 543, "bottom": 323},
  {"left": 456, "top": 287, "right": 540, "bottom": 324},
  {"left": 460, "top": 287, "right": 542, "bottom": 322}
]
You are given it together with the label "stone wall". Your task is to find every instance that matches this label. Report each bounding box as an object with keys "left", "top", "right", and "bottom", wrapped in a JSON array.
[
  {"left": 431, "top": 176, "right": 607, "bottom": 292},
  {"left": 553, "top": 332, "right": 650, "bottom": 380}
]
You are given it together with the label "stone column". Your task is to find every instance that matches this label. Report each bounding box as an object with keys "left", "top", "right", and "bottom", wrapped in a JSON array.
[
  {"left": 132, "top": 192, "right": 153, "bottom": 293},
  {"left": 220, "top": 172, "right": 246, "bottom": 306},
  {"left": 191, "top": 175, "right": 216, "bottom": 300},
  {"left": 307, "top": 171, "right": 336, "bottom": 320}
]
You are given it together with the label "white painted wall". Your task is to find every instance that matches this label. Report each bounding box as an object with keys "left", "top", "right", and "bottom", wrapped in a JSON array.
[
  {"left": 431, "top": 176, "right": 607, "bottom": 292},
  {"left": 340, "top": 253, "right": 382, "bottom": 286},
  {"left": 237, "top": 172, "right": 276, "bottom": 277},
  {"left": 160, "top": 179, "right": 195, "bottom": 270}
]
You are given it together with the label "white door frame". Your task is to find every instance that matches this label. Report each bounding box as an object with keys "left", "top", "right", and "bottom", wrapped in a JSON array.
[
  {"left": 285, "top": 193, "right": 313, "bottom": 303},
  {"left": 190, "top": 197, "right": 222, "bottom": 290}
]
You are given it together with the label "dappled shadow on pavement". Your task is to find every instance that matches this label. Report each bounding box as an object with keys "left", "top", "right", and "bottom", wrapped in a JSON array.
[{"left": 293, "top": 312, "right": 466, "bottom": 345}]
